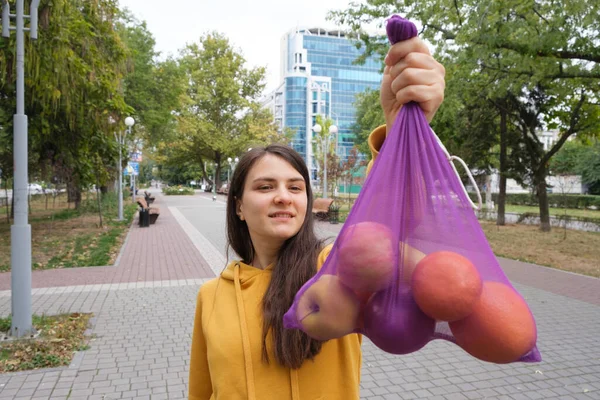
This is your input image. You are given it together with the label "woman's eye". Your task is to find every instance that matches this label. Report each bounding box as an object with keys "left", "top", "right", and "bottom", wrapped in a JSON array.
[
  {"left": 258, "top": 185, "right": 272, "bottom": 190},
  {"left": 290, "top": 186, "right": 303, "bottom": 192}
]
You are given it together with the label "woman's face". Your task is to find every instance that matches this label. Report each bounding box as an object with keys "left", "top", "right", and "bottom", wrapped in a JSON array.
[{"left": 236, "top": 154, "right": 308, "bottom": 248}]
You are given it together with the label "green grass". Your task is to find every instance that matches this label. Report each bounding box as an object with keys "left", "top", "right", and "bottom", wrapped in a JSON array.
[
  {"left": 504, "top": 204, "right": 600, "bottom": 219},
  {"left": 0, "top": 193, "right": 138, "bottom": 271},
  {"left": 0, "top": 313, "right": 92, "bottom": 372},
  {"left": 87, "top": 228, "right": 122, "bottom": 266},
  {"left": 29, "top": 208, "right": 79, "bottom": 223},
  {"left": 332, "top": 201, "right": 599, "bottom": 220}
]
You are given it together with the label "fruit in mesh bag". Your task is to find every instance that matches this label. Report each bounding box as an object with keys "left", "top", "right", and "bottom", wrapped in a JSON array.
[
  {"left": 337, "top": 222, "right": 396, "bottom": 293},
  {"left": 399, "top": 242, "right": 426, "bottom": 283},
  {"left": 363, "top": 286, "right": 435, "bottom": 354},
  {"left": 449, "top": 281, "right": 537, "bottom": 363},
  {"left": 297, "top": 275, "right": 361, "bottom": 340},
  {"left": 411, "top": 251, "right": 482, "bottom": 322}
]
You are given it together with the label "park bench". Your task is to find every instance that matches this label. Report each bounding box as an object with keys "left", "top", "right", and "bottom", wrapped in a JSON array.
[
  {"left": 136, "top": 196, "right": 160, "bottom": 227},
  {"left": 312, "top": 198, "right": 335, "bottom": 221},
  {"left": 144, "top": 191, "right": 155, "bottom": 205}
]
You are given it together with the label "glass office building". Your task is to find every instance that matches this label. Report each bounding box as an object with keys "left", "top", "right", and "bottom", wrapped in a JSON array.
[{"left": 262, "top": 27, "right": 382, "bottom": 177}]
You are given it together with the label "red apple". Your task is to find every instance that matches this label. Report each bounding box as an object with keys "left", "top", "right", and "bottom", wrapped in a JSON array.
[
  {"left": 337, "top": 222, "right": 396, "bottom": 293},
  {"left": 297, "top": 275, "right": 361, "bottom": 340}
]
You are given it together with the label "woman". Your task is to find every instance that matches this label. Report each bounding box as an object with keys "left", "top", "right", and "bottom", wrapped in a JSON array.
[{"left": 189, "top": 37, "right": 445, "bottom": 400}]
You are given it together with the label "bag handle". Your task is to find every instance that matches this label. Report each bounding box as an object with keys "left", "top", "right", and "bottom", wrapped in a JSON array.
[
  {"left": 431, "top": 129, "right": 483, "bottom": 211},
  {"left": 385, "top": 16, "right": 483, "bottom": 211}
]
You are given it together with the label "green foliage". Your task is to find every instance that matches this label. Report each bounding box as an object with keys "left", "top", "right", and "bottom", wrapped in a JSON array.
[
  {"left": 352, "top": 89, "right": 384, "bottom": 158},
  {"left": 331, "top": 0, "right": 600, "bottom": 230},
  {"left": 162, "top": 32, "right": 288, "bottom": 189},
  {"left": 116, "top": 11, "right": 185, "bottom": 145},
  {"left": 0, "top": 0, "right": 132, "bottom": 203},
  {"left": 551, "top": 140, "right": 600, "bottom": 194},
  {"left": 162, "top": 186, "right": 195, "bottom": 196},
  {"left": 468, "top": 192, "right": 600, "bottom": 210}
]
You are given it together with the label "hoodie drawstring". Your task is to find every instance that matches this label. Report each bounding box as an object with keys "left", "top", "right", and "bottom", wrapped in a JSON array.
[
  {"left": 234, "top": 264, "right": 257, "bottom": 400},
  {"left": 234, "top": 262, "right": 301, "bottom": 400},
  {"left": 290, "top": 369, "right": 300, "bottom": 400}
]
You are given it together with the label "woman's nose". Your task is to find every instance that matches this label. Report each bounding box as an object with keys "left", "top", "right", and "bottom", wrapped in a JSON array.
[{"left": 274, "top": 187, "right": 292, "bottom": 204}]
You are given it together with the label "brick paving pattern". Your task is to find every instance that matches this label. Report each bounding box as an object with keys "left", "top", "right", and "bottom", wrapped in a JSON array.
[
  {"left": 0, "top": 189, "right": 598, "bottom": 399},
  {"left": 0, "top": 195, "right": 214, "bottom": 290}
]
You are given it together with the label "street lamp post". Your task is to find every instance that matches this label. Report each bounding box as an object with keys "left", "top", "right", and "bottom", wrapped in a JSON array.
[
  {"left": 227, "top": 157, "right": 239, "bottom": 184},
  {"left": 4, "top": 0, "right": 41, "bottom": 338},
  {"left": 212, "top": 163, "right": 217, "bottom": 201},
  {"left": 312, "top": 123, "right": 338, "bottom": 198},
  {"left": 115, "top": 117, "right": 134, "bottom": 219}
]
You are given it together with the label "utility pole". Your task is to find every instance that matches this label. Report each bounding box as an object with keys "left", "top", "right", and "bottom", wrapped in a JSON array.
[{"left": 2, "top": 0, "right": 41, "bottom": 338}]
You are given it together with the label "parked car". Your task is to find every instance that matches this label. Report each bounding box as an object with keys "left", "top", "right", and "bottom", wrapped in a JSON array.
[
  {"left": 217, "top": 183, "right": 229, "bottom": 194},
  {"left": 28, "top": 183, "right": 43, "bottom": 194}
]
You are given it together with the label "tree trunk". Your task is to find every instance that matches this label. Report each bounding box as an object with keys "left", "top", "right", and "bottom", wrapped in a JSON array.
[
  {"left": 67, "top": 180, "right": 82, "bottom": 209},
  {"left": 536, "top": 170, "right": 551, "bottom": 232},
  {"left": 497, "top": 108, "right": 507, "bottom": 226},
  {"left": 347, "top": 173, "right": 351, "bottom": 206},
  {"left": 214, "top": 153, "right": 222, "bottom": 191},
  {"left": 96, "top": 182, "right": 103, "bottom": 228},
  {"left": 4, "top": 184, "right": 9, "bottom": 223}
]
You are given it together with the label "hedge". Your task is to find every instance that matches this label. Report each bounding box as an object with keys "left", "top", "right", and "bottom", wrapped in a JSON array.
[
  {"left": 162, "top": 186, "right": 195, "bottom": 196},
  {"left": 467, "top": 192, "right": 600, "bottom": 209}
]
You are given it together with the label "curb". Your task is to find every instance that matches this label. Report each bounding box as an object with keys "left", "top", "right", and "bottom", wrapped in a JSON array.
[{"left": 113, "top": 213, "right": 137, "bottom": 267}]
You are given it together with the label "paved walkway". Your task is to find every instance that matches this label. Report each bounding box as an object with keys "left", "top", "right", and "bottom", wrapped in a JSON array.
[
  {"left": 0, "top": 189, "right": 598, "bottom": 400},
  {"left": 0, "top": 198, "right": 214, "bottom": 291}
]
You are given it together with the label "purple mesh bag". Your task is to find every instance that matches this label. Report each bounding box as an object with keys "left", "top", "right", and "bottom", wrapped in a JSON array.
[{"left": 284, "top": 16, "right": 541, "bottom": 364}]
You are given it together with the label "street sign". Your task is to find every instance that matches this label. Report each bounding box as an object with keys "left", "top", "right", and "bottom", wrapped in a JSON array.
[
  {"left": 130, "top": 151, "right": 142, "bottom": 162},
  {"left": 124, "top": 162, "right": 139, "bottom": 176},
  {"left": 130, "top": 162, "right": 139, "bottom": 176}
]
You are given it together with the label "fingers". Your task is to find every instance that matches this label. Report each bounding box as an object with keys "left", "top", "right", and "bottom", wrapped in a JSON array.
[
  {"left": 381, "top": 37, "right": 446, "bottom": 122},
  {"left": 388, "top": 52, "right": 444, "bottom": 81},
  {"left": 394, "top": 83, "right": 444, "bottom": 106},
  {"left": 390, "top": 68, "right": 443, "bottom": 95},
  {"left": 394, "top": 83, "right": 445, "bottom": 122},
  {"left": 384, "top": 37, "right": 431, "bottom": 66}
]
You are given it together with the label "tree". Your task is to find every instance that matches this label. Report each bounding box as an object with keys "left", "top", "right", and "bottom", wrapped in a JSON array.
[
  {"left": 173, "top": 32, "right": 286, "bottom": 189},
  {"left": 0, "top": 0, "right": 131, "bottom": 209},
  {"left": 331, "top": 0, "right": 600, "bottom": 231},
  {"left": 352, "top": 89, "right": 385, "bottom": 157},
  {"left": 116, "top": 12, "right": 185, "bottom": 146},
  {"left": 552, "top": 140, "right": 600, "bottom": 195},
  {"left": 340, "top": 146, "right": 364, "bottom": 205},
  {"left": 312, "top": 115, "right": 340, "bottom": 196}
]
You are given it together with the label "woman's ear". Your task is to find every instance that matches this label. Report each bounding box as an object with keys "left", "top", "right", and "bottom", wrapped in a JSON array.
[{"left": 235, "top": 197, "right": 245, "bottom": 221}]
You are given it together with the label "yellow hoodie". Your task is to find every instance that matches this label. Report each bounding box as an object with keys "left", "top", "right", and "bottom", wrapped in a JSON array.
[
  {"left": 189, "top": 245, "right": 362, "bottom": 400},
  {"left": 189, "top": 126, "right": 387, "bottom": 400}
]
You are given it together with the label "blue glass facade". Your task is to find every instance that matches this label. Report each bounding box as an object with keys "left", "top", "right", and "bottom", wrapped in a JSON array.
[
  {"left": 307, "top": 36, "right": 380, "bottom": 158},
  {"left": 285, "top": 76, "right": 308, "bottom": 157},
  {"left": 261, "top": 29, "right": 384, "bottom": 172}
]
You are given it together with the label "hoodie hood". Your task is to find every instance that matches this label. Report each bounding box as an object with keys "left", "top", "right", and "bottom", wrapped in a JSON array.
[
  {"left": 220, "top": 261, "right": 300, "bottom": 400},
  {"left": 221, "top": 260, "right": 274, "bottom": 284}
]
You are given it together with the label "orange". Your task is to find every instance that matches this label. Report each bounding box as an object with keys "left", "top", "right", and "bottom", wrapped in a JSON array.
[
  {"left": 449, "top": 281, "right": 537, "bottom": 364},
  {"left": 411, "top": 251, "right": 482, "bottom": 321}
]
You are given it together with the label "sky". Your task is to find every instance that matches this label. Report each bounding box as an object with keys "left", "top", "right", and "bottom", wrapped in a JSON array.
[{"left": 118, "top": 0, "right": 364, "bottom": 94}]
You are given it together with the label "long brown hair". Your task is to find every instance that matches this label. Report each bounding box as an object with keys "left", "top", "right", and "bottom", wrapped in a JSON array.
[{"left": 226, "top": 144, "right": 324, "bottom": 369}]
